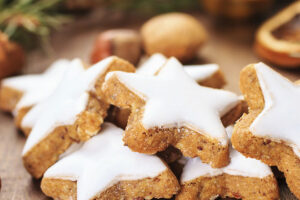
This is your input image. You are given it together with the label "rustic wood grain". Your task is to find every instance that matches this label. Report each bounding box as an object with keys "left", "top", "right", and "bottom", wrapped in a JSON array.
[{"left": 0, "top": 8, "right": 299, "bottom": 200}]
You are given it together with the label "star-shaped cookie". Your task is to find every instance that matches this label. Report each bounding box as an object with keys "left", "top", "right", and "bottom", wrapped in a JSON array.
[
  {"left": 232, "top": 62, "right": 300, "bottom": 199},
  {"left": 0, "top": 59, "right": 70, "bottom": 131},
  {"left": 108, "top": 54, "right": 226, "bottom": 129},
  {"left": 103, "top": 57, "right": 242, "bottom": 168},
  {"left": 137, "top": 53, "right": 225, "bottom": 88},
  {"left": 22, "top": 56, "right": 134, "bottom": 178},
  {"left": 177, "top": 126, "right": 278, "bottom": 200},
  {"left": 41, "top": 123, "right": 179, "bottom": 200}
]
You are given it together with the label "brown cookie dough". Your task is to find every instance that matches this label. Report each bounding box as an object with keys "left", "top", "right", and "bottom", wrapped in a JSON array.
[
  {"left": 176, "top": 174, "right": 278, "bottom": 200},
  {"left": 41, "top": 123, "right": 179, "bottom": 200},
  {"left": 0, "top": 85, "right": 23, "bottom": 112},
  {"left": 23, "top": 57, "right": 135, "bottom": 178},
  {"left": 42, "top": 170, "right": 179, "bottom": 200},
  {"left": 103, "top": 58, "right": 243, "bottom": 168},
  {"left": 232, "top": 63, "right": 300, "bottom": 199}
]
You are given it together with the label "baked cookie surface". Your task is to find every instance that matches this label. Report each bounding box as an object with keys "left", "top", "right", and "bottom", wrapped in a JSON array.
[
  {"left": 0, "top": 59, "right": 70, "bottom": 130},
  {"left": 41, "top": 122, "right": 179, "bottom": 200},
  {"left": 232, "top": 62, "right": 300, "bottom": 199},
  {"left": 137, "top": 53, "right": 226, "bottom": 88},
  {"left": 108, "top": 53, "right": 227, "bottom": 129},
  {"left": 103, "top": 57, "right": 242, "bottom": 168},
  {"left": 22, "top": 56, "right": 135, "bottom": 178},
  {"left": 177, "top": 126, "right": 279, "bottom": 200}
]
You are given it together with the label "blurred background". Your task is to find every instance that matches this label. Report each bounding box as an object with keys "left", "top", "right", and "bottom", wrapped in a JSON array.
[{"left": 0, "top": 0, "right": 298, "bottom": 89}]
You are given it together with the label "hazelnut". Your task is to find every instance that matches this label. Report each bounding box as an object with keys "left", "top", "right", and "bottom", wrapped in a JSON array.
[
  {"left": 0, "top": 32, "right": 25, "bottom": 79},
  {"left": 141, "top": 13, "right": 207, "bottom": 62},
  {"left": 255, "top": 1, "right": 300, "bottom": 68},
  {"left": 90, "top": 29, "right": 142, "bottom": 65}
]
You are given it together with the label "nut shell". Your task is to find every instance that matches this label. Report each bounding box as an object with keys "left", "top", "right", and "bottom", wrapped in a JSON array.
[
  {"left": 90, "top": 29, "right": 142, "bottom": 65},
  {"left": 0, "top": 32, "right": 25, "bottom": 79},
  {"left": 141, "top": 13, "right": 207, "bottom": 62}
]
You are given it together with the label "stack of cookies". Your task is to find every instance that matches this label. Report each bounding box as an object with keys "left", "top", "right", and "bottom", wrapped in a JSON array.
[{"left": 0, "top": 53, "right": 299, "bottom": 200}]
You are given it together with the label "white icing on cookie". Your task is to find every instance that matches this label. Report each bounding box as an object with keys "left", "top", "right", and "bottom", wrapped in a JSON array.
[
  {"left": 105, "top": 57, "right": 239, "bottom": 146},
  {"left": 137, "top": 53, "right": 220, "bottom": 83},
  {"left": 22, "top": 57, "right": 115, "bottom": 155},
  {"left": 137, "top": 53, "right": 167, "bottom": 75},
  {"left": 44, "top": 122, "right": 167, "bottom": 200},
  {"left": 2, "top": 59, "right": 70, "bottom": 115},
  {"left": 181, "top": 126, "right": 272, "bottom": 183},
  {"left": 59, "top": 142, "right": 83, "bottom": 159},
  {"left": 184, "top": 64, "right": 219, "bottom": 83},
  {"left": 250, "top": 62, "right": 300, "bottom": 158}
]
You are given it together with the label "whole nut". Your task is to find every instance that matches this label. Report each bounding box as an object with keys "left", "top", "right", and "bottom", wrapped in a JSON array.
[
  {"left": 90, "top": 29, "right": 142, "bottom": 65},
  {"left": 141, "top": 12, "right": 207, "bottom": 62},
  {"left": 0, "top": 32, "right": 25, "bottom": 79}
]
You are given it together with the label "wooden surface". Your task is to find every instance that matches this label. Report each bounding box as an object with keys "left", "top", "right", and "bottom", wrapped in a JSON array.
[{"left": 0, "top": 8, "right": 299, "bottom": 200}]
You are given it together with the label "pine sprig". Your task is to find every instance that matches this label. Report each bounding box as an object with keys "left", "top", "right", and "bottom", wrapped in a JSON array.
[{"left": 0, "top": 0, "right": 71, "bottom": 48}]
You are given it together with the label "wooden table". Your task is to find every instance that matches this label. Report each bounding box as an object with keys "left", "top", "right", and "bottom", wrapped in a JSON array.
[{"left": 0, "top": 7, "right": 299, "bottom": 200}]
